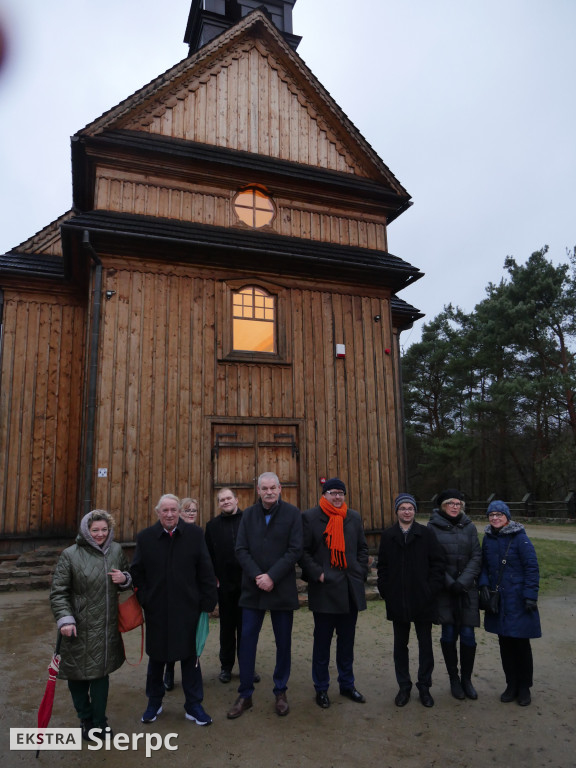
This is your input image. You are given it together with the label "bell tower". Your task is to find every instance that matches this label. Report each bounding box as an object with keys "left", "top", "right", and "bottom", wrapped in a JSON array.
[{"left": 184, "top": 0, "right": 301, "bottom": 54}]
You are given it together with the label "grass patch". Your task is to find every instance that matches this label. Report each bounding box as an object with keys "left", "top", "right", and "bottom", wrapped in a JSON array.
[
  {"left": 531, "top": 538, "right": 576, "bottom": 594},
  {"left": 478, "top": 533, "right": 576, "bottom": 594}
]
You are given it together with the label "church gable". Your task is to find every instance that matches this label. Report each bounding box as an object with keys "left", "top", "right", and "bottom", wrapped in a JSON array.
[
  {"left": 79, "top": 10, "right": 407, "bottom": 195},
  {"left": 118, "top": 38, "right": 366, "bottom": 178}
]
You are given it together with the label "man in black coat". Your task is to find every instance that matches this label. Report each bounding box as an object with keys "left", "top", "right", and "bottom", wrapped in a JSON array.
[
  {"left": 377, "top": 493, "right": 446, "bottom": 708},
  {"left": 131, "top": 494, "right": 218, "bottom": 726},
  {"left": 205, "top": 488, "right": 247, "bottom": 684},
  {"left": 300, "top": 477, "right": 369, "bottom": 709},
  {"left": 226, "top": 472, "right": 302, "bottom": 720}
]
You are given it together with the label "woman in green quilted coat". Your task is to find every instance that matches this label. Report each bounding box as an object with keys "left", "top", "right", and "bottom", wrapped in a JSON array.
[{"left": 50, "top": 510, "right": 131, "bottom": 737}]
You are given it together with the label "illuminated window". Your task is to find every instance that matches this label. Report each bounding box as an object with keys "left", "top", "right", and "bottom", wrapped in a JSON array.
[
  {"left": 232, "top": 287, "right": 276, "bottom": 353},
  {"left": 234, "top": 187, "right": 275, "bottom": 228}
]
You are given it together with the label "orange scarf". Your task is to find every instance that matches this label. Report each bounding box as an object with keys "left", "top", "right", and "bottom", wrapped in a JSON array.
[{"left": 319, "top": 496, "right": 347, "bottom": 569}]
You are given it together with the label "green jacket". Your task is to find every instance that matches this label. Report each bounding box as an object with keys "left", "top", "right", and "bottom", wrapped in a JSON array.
[{"left": 50, "top": 529, "right": 130, "bottom": 680}]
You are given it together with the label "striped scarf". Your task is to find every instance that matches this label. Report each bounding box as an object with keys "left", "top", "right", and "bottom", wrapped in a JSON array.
[{"left": 319, "top": 496, "right": 348, "bottom": 569}]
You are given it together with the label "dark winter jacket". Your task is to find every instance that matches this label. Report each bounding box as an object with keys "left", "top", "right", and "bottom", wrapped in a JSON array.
[
  {"left": 377, "top": 521, "right": 447, "bottom": 623},
  {"left": 131, "top": 519, "right": 218, "bottom": 661},
  {"left": 235, "top": 497, "right": 302, "bottom": 611},
  {"left": 300, "top": 504, "right": 369, "bottom": 614},
  {"left": 50, "top": 524, "right": 131, "bottom": 680},
  {"left": 479, "top": 520, "right": 542, "bottom": 639},
  {"left": 428, "top": 510, "right": 481, "bottom": 626},
  {"left": 205, "top": 510, "right": 243, "bottom": 596}
]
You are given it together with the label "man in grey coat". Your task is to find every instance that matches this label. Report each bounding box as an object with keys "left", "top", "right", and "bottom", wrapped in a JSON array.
[
  {"left": 300, "top": 477, "right": 369, "bottom": 709},
  {"left": 226, "top": 472, "right": 302, "bottom": 719}
]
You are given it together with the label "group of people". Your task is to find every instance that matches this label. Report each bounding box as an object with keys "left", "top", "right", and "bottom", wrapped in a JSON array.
[
  {"left": 377, "top": 490, "right": 541, "bottom": 709},
  {"left": 49, "top": 477, "right": 542, "bottom": 736}
]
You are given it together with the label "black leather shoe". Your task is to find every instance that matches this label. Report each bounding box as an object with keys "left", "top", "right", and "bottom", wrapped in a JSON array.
[
  {"left": 340, "top": 687, "right": 366, "bottom": 703},
  {"left": 500, "top": 684, "right": 517, "bottom": 703},
  {"left": 419, "top": 688, "right": 434, "bottom": 707},
  {"left": 315, "top": 691, "right": 330, "bottom": 709},
  {"left": 517, "top": 687, "right": 531, "bottom": 706},
  {"left": 253, "top": 673, "right": 261, "bottom": 684},
  {"left": 394, "top": 689, "right": 411, "bottom": 707},
  {"left": 218, "top": 669, "right": 232, "bottom": 683}
]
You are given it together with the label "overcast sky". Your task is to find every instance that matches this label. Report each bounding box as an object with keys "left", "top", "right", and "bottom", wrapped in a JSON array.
[{"left": 1, "top": 0, "right": 574, "bottom": 348}]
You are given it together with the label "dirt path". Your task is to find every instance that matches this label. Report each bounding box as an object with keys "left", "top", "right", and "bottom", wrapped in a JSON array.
[{"left": 2, "top": 568, "right": 576, "bottom": 768}]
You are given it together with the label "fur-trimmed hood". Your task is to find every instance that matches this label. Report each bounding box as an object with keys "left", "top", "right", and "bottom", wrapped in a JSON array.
[{"left": 483, "top": 519, "right": 525, "bottom": 537}]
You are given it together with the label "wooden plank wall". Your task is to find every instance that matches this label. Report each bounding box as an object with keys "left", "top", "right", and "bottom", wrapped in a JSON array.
[
  {"left": 0, "top": 292, "right": 85, "bottom": 540},
  {"left": 92, "top": 265, "right": 401, "bottom": 540},
  {"left": 94, "top": 168, "right": 388, "bottom": 252}
]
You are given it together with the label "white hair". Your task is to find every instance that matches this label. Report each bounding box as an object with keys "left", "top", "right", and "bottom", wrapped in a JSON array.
[
  {"left": 257, "top": 472, "right": 280, "bottom": 487},
  {"left": 155, "top": 493, "right": 179, "bottom": 511}
]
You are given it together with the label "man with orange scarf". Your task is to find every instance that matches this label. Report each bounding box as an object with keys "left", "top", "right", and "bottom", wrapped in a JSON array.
[{"left": 300, "top": 478, "right": 369, "bottom": 709}]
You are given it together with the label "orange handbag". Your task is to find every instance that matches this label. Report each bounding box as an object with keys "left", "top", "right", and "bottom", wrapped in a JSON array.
[
  {"left": 118, "top": 593, "right": 144, "bottom": 632},
  {"left": 118, "top": 593, "right": 144, "bottom": 665}
]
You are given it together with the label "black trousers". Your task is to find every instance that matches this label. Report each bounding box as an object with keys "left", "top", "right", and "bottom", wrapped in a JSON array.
[
  {"left": 498, "top": 635, "right": 534, "bottom": 688},
  {"left": 218, "top": 588, "right": 243, "bottom": 672},
  {"left": 392, "top": 620, "right": 434, "bottom": 691}
]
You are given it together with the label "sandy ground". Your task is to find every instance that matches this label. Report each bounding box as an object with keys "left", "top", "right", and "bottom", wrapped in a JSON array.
[{"left": 1, "top": 526, "right": 575, "bottom": 768}]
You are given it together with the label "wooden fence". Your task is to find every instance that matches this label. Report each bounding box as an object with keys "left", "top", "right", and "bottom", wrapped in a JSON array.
[{"left": 417, "top": 492, "right": 576, "bottom": 521}]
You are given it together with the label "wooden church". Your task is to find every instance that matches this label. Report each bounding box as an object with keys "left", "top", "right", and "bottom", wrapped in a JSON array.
[{"left": 0, "top": 0, "right": 423, "bottom": 550}]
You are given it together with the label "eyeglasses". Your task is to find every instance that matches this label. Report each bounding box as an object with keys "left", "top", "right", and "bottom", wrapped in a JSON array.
[
  {"left": 326, "top": 491, "right": 345, "bottom": 497},
  {"left": 488, "top": 512, "right": 504, "bottom": 518},
  {"left": 446, "top": 501, "right": 462, "bottom": 507}
]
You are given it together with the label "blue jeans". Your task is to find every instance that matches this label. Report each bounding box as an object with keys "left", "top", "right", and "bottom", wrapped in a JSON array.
[
  {"left": 441, "top": 624, "right": 476, "bottom": 646},
  {"left": 238, "top": 608, "right": 293, "bottom": 698}
]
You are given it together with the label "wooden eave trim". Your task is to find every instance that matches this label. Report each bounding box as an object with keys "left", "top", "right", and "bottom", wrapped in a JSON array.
[
  {"left": 61, "top": 211, "right": 423, "bottom": 292},
  {"left": 85, "top": 254, "right": 400, "bottom": 300},
  {"left": 71, "top": 130, "right": 412, "bottom": 218},
  {"left": 391, "top": 295, "right": 425, "bottom": 329}
]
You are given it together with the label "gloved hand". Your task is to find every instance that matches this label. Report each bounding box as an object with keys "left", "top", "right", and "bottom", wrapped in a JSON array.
[
  {"left": 450, "top": 581, "right": 465, "bottom": 594},
  {"left": 480, "top": 585, "right": 491, "bottom": 605},
  {"left": 524, "top": 598, "right": 538, "bottom": 611}
]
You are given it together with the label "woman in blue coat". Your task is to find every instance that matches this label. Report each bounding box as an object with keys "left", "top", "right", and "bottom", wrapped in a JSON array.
[{"left": 479, "top": 500, "right": 541, "bottom": 706}]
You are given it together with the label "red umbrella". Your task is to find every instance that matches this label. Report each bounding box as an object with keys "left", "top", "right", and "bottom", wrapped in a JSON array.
[{"left": 36, "top": 633, "right": 62, "bottom": 757}]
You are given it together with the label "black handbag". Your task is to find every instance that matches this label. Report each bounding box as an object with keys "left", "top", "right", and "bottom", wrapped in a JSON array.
[{"left": 479, "top": 539, "right": 512, "bottom": 615}]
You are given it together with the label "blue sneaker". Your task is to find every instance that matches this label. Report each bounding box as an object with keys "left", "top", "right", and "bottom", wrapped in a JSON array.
[
  {"left": 185, "top": 705, "right": 212, "bottom": 726},
  {"left": 141, "top": 703, "right": 162, "bottom": 723}
]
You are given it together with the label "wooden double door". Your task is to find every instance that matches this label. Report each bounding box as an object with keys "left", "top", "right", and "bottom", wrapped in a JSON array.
[{"left": 211, "top": 423, "right": 299, "bottom": 511}]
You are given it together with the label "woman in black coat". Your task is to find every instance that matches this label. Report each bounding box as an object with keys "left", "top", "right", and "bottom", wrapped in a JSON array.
[{"left": 428, "top": 488, "right": 482, "bottom": 700}]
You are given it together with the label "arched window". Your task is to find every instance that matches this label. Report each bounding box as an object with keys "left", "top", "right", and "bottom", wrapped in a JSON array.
[
  {"left": 232, "top": 286, "right": 276, "bottom": 353},
  {"left": 233, "top": 187, "right": 275, "bottom": 228}
]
